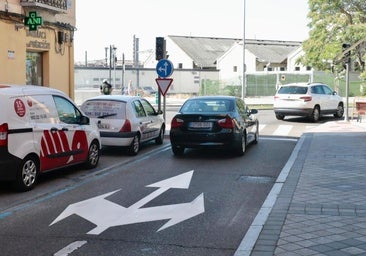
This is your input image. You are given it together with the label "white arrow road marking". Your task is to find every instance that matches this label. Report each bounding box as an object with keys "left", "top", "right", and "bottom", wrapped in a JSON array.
[
  {"left": 54, "top": 241, "right": 87, "bottom": 256},
  {"left": 50, "top": 170, "right": 205, "bottom": 235}
]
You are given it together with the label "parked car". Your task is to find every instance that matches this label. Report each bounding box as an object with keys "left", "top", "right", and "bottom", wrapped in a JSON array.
[
  {"left": 0, "top": 85, "right": 101, "bottom": 191},
  {"left": 273, "top": 82, "right": 344, "bottom": 122},
  {"left": 141, "top": 86, "right": 158, "bottom": 96},
  {"left": 80, "top": 95, "right": 165, "bottom": 155},
  {"left": 169, "top": 96, "right": 259, "bottom": 156}
]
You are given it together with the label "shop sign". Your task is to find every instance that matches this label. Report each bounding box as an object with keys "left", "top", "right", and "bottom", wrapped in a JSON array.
[{"left": 24, "top": 12, "right": 43, "bottom": 31}]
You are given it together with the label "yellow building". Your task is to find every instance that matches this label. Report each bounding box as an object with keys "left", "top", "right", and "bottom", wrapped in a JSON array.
[{"left": 0, "top": 0, "right": 76, "bottom": 98}]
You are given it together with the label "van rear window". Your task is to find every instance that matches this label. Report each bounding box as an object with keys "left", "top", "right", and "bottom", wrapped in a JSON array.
[{"left": 81, "top": 100, "right": 126, "bottom": 119}]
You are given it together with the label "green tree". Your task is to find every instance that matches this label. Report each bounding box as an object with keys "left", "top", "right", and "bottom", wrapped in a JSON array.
[{"left": 300, "top": 0, "right": 366, "bottom": 76}]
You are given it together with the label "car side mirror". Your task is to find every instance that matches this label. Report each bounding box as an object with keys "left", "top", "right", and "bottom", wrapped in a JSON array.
[
  {"left": 157, "top": 110, "right": 163, "bottom": 115},
  {"left": 80, "top": 115, "right": 90, "bottom": 125},
  {"left": 249, "top": 109, "right": 258, "bottom": 115}
]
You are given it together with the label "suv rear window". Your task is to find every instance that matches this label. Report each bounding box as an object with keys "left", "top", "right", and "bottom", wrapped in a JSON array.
[
  {"left": 81, "top": 100, "right": 126, "bottom": 119},
  {"left": 278, "top": 86, "right": 308, "bottom": 94}
]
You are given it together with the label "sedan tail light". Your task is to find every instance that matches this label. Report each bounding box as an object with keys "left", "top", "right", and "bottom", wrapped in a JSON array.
[
  {"left": 218, "top": 116, "right": 235, "bottom": 129},
  {"left": 171, "top": 117, "right": 184, "bottom": 128},
  {"left": 300, "top": 96, "right": 312, "bottom": 102},
  {"left": 0, "top": 123, "right": 8, "bottom": 147},
  {"left": 120, "top": 119, "right": 131, "bottom": 132}
]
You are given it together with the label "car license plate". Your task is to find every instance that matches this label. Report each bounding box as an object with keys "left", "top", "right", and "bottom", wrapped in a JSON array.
[
  {"left": 98, "top": 123, "right": 110, "bottom": 129},
  {"left": 189, "top": 122, "right": 212, "bottom": 128}
]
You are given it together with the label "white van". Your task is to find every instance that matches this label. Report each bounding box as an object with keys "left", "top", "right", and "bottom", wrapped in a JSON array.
[{"left": 0, "top": 85, "right": 101, "bottom": 191}]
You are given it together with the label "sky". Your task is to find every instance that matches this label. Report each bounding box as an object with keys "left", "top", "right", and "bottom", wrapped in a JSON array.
[{"left": 74, "top": 0, "right": 310, "bottom": 62}]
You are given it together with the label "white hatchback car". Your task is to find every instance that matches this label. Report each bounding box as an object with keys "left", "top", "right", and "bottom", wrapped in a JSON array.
[
  {"left": 81, "top": 95, "right": 165, "bottom": 155},
  {"left": 273, "top": 82, "right": 344, "bottom": 122}
]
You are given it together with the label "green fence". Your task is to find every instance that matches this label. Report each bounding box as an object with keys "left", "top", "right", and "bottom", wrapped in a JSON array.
[{"left": 200, "top": 71, "right": 365, "bottom": 97}]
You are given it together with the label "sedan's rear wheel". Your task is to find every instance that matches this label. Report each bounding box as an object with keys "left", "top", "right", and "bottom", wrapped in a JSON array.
[
  {"left": 155, "top": 126, "right": 165, "bottom": 145},
  {"left": 172, "top": 144, "right": 185, "bottom": 156},
  {"left": 128, "top": 135, "right": 140, "bottom": 156},
  {"left": 275, "top": 114, "right": 285, "bottom": 120},
  {"left": 235, "top": 133, "right": 246, "bottom": 156}
]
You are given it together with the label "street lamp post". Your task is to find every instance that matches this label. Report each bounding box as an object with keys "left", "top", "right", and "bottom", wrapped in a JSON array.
[
  {"left": 242, "top": 0, "right": 246, "bottom": 99},
  {"left": 107, "top": 45, "right": 117, "bottom": 87}
]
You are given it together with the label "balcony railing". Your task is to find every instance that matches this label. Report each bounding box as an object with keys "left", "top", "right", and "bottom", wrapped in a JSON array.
[{"left": 20, "top": 0, "right": 67, "bottom": 13}]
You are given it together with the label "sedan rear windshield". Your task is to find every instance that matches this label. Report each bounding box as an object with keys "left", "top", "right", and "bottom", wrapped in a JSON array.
[
  {"left": 81, "top": 100, "right": 126, "bottom": 119},
  {"left": 278, "top": 86, "right": 308, "bottom": 94},
  {"left": 181, "top": 99, "right": 234, "bottom": 113}
]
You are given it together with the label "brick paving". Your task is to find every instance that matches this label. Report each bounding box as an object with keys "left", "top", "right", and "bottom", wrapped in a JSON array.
[{"left": 237, "top": 120, "right": 366, "bottom": 256}]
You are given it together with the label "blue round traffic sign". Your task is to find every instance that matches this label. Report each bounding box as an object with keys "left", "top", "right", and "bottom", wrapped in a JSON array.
[{"left": 156, "top": 59, "right": 174, "bottom": 78}]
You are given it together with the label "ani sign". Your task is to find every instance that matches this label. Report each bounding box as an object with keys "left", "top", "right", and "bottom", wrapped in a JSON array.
[{"left": 24, "top": 12, "right": 43, "bottom": 31}]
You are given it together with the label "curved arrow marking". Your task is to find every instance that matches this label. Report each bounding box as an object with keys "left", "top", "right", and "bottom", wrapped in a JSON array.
[{"left": 50, "top": 171, "right": 205, "bottom": 235}]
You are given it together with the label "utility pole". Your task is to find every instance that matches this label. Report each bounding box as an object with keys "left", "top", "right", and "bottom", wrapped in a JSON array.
[
  {"left": 242, "top": 0, "right": 246, "bottom": 99},
  {"left": 121, "top": 53, "right": 125, "bottom": 94}
]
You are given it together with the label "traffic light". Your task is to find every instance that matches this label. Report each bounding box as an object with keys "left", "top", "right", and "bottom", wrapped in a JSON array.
[
  {"left": 342, "top": 43, "right": 351, "bottom": 69},
  {"left": 155, "top": 37, "right": 166, "bottom": 60}
]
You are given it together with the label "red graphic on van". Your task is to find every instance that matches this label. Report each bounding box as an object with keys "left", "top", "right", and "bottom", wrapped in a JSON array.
[
  {"left": 14, "top": 99, "right": 26, "bottom": 117},
  {"left": 40, "top": 130, "right": 88, "bottom": 171}
]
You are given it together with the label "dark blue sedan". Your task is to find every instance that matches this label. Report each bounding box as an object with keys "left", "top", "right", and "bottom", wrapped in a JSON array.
[{"left": 169, "top": 96, "right": 259, "bottom": 156}]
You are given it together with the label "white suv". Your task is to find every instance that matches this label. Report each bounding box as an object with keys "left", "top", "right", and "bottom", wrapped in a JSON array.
[{"left": 273, "top": 82, "right": 344, "bottom": 122}]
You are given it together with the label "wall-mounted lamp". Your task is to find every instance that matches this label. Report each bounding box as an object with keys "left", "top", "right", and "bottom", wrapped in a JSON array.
[{"left": 57, "top": 31, "right": 64, "bottom": 44}]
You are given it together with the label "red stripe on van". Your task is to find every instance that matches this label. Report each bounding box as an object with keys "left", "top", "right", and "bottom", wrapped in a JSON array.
[
  {"left": 43, "top": 131, "right": 56, "bottom": 155},
  {"left": 58, "top": 130, "right": 71, "bottom": 152}
]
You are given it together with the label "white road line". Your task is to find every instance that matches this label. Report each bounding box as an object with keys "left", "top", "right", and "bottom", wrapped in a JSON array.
[
  {"left": 273, "top": 125, "right": 293, "bottom": 136},
  {"left": 234, "top": 136, "right": 305, "bottom": 256},
  {"left": 54, "top": 241, "right": 87, "bottom": 256},
  {"left": 258, "top": 124, "right": 266, "bottom": 132}
]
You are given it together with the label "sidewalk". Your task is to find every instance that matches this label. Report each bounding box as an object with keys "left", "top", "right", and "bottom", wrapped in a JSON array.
[{"left": 234, "top": 120, "right": 366, "bottom": 256}]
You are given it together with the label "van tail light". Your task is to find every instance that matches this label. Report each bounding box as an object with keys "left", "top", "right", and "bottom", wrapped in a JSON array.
[
  {"left": 120, "top": 119, "right": 131, "bottom": 132},
  {"left": 171, "top": 117, "right": 184, "bottom": 128},
  {"left": 274, "top": 95, "right": 280, "bottom": 100},
  {"left": 0, "top": 123, "right": 9, "bottom": 147},
  {"left": 218, "top": 116, "right": 235, "bottom": 129},
  {"left": 300, "top": 96, "right": 312, "bottom": 102}
]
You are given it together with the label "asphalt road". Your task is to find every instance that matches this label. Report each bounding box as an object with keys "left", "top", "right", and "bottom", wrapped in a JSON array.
[{"left": 0, "top": 136, "right": 296, "bottom": 256}]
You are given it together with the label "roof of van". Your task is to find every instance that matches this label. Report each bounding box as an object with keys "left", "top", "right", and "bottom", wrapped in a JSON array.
[{"left": 0, "top": 85, "right": 67, "bottom": 96}]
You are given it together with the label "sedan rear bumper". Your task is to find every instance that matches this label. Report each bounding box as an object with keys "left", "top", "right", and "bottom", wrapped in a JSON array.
[
  {"left": 170, "top": 130, "right": 241, "bottom": 149},
  {"left": 100, "top": 131, "right": 138, "bottom": 146}
]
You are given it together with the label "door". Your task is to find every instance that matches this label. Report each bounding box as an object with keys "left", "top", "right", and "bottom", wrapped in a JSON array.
[
  {"left": 32, "top": 95, "right": 89, "bottom": 172},
  {"left": 131, "top": 99, "right": 158, "bottom": 142}
]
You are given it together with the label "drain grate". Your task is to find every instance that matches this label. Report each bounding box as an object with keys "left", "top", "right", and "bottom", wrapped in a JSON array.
[{"left": 238, "top": 175, "right": 275, "bottom": 184}]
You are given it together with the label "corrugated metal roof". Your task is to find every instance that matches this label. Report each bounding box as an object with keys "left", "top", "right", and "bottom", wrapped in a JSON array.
[
  {"left": 169, "top": 36, "right": 241, "bottom": 68},
  {"left": 168, "top": 35, "right": 302, "bottom": 67}
]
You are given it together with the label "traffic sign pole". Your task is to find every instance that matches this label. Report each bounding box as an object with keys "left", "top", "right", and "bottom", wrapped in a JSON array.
[{"left": 155, "top": 59, "right": 174, "bottom": 120}]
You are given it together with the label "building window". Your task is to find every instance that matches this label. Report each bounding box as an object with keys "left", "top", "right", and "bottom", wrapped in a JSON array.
[
  {"left": 295, "top": 67, "right": 300, "bottom": 71},
  {"left": 306, "top": 66, "right": 312, "bottom": 71},
  {"left": 178, "top": 63, "right": 183, "bottom": 69},
  {"left": 233, "top": 66, "right": 238, "bottom": 72},
  {"left": 26, "top": 52, "right": 43, "bottom": 86},
  {"left": 280, "top": 67, "right": 285, "bottom": 71}
]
